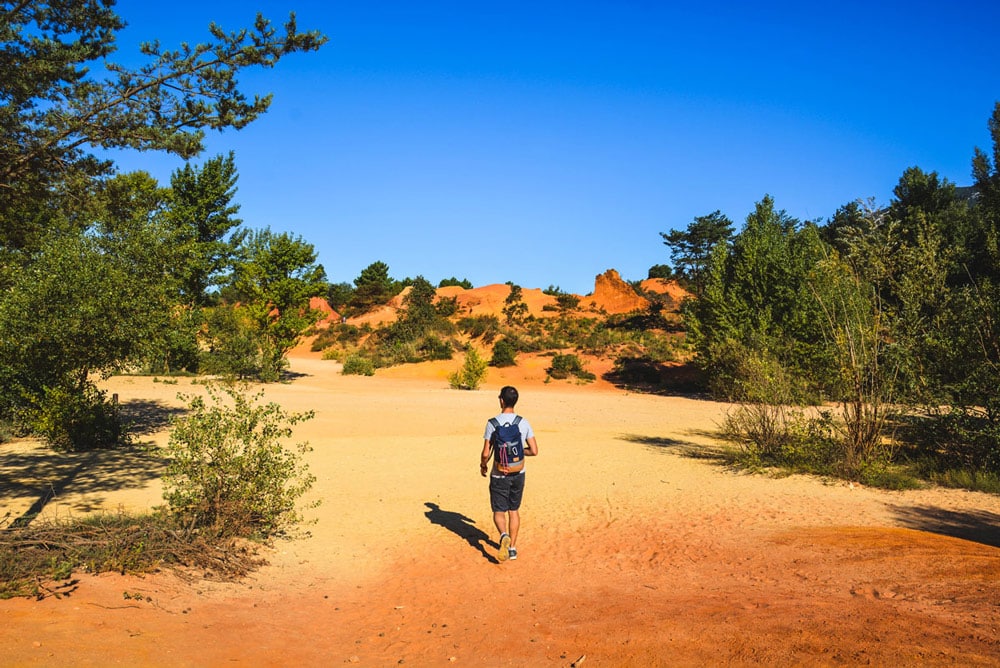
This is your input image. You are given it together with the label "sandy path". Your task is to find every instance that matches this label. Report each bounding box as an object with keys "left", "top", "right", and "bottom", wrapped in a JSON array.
[{"left": 2, "top": 357, "right": 1000, "bottom": 666}]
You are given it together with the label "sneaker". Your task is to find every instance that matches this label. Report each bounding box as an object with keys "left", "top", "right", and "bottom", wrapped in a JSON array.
[
  {"left": 508, "top": 547, "right": 518, "bottom": 561},
  {"left": 498, "top": 533, "right": 511, "bottom": 562}
]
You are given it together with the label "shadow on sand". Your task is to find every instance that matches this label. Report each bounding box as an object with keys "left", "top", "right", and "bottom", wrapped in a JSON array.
[
  {"left": 423, "top": 502, "right": 498, "bottom": 564},
  {"left": 891, "top": 505, "right": 1000, "bottom": 549},
  {"left": 619, "top": 432, "right": 729, "bottom": 461},
  {"left": 1, "top": 397, "right": 177, "bottom": 528}
]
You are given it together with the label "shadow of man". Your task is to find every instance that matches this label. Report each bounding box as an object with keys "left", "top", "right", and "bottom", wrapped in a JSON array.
[{"left": 423, "top": 502, "right": 498, "bottom": 564}]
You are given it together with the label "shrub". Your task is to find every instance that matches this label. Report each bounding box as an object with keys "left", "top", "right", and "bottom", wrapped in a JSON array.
[
  {"left": 199, "top": 306, "right": 266, "bottom": 380},
  {"left": 556, "top": 293, "right": 580, "bottom": 311},
  {"left": 721, "top": 404, "right": 838, "bottom": 472},
  {"left": 439, "top": 277, "right": 473, "bottom": 289},
  {"left": 490, "top": 339, "right": 518, "bottom": 367},
  {"left": 162, "top": 383, "right": 316, "bottom": 539},
  {"left": 342, "top": 355, "right": 375, "bottom": 376},
  {"left": 458, "top": 315, "right": 501, "bottom": 342},
  {"left": 547, "top": 354, "right": 595, "bottom": 382},
  {"left": 449, "top": 347, "right": 488, "bottom": 390},
  {"left": 30, "top": 385, "right": 128, "bottom": 452},
  {"left": 419, "top": 335, "right": 454, "bottom": 361},
  {"left": 435, "top": 296, "right": 460, "bottom": 317}
]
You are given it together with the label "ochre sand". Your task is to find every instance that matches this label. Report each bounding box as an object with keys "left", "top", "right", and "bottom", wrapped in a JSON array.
[{"left": 3, "top": 355, "right": 1000, "bottom": 666}]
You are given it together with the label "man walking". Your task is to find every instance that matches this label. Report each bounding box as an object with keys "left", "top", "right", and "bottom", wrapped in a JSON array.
[{"left": 480, "top": 385, "right": 538, "bottom": 562}]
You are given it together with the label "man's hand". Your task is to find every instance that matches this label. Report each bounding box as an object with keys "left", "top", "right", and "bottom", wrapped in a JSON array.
[{"left": 480, "top": 461, "right": 488, "bottom": 477}]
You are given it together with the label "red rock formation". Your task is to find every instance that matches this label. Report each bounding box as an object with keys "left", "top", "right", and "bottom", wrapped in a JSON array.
[{"left": 586, "top": 269, "right": 649, "bottom": 314}]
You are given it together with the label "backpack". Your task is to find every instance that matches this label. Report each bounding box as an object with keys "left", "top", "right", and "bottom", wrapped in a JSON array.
[{"left": 489, "top": 415, "right": 525, "bottom": 475}]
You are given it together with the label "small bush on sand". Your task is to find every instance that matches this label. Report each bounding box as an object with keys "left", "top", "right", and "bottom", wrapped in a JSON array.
[
  {"left": 490, "top": 338, "right": 518, "bottom": 367},
  {"left": 547, "top": 353, "right": 595, "bottom": 382},
  {"left": 449, "top": 347, "right": 488, "bottom": 390},
  {"left": 342, "top": 354, "right": 375, "bottom": 376},
  {"left": 162, "top": 383, "right": 316, "bottom": 539}
]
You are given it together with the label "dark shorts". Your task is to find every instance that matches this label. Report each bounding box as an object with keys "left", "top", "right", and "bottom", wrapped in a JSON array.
[{"left": 489, "top": 473, "right": 525, "bottom": 512}]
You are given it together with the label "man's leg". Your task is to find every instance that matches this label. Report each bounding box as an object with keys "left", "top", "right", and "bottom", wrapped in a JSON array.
[
  {"left": 493, "top": 511, "right": 508, "bottom": 536},
  {"left": 508, "top": 510, "right": 520, "bottom": 547}
]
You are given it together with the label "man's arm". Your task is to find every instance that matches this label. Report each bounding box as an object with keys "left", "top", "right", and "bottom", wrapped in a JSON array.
[
  {"left": 525, "top": 436, "right": 538, "bottom": 456},
  {"left": 480, "top": 439, "right": 492, "bottom": 477}
]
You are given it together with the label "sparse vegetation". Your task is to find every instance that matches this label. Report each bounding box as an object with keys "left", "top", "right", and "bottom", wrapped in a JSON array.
[
  {"left": 161, "top": 383, "right": 317, "bottom": 539},
  {"left": 449, "top": 347, "right": 488, "bottom": 390},
  {"left": 547, "top": 353, "right": 596, "bottom": 382}
]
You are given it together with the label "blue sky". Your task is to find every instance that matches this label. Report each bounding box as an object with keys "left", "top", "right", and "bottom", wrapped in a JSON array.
[{"left": 108, "top": 1, "right": 1000, "bottom": 295}]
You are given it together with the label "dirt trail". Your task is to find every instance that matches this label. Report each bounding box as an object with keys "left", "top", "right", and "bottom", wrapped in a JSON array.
[{"left": 2, "top": 357, "right": 1000, "bottom": 666}]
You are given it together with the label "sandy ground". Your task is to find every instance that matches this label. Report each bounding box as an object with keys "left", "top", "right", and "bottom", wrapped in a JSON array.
[{"left": 3, "top": 355, "right": 1000, "bottom": 666}]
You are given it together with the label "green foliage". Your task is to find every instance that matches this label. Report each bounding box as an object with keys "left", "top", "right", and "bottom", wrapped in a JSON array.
[
  {"left": 363, "top": 276, "right": 456, "bottom": 367},
  {"left": 661, "top": 210, "right": 733, "bottom": 294},
  {"left": 722, "top": 405, "right": 839, "bottom": 473},
  {"left": 200, "top": 305, "right": 268, "bottom": 380},
  {"left": 0, "top": 2, "right": 327, "bottom": 256},
  {"left": 0, "top": 227, "right": 170, "bottom": 441},
  {"left": 647, "top": 263, "right": 673, "bottom": 280},
  {"left": 439, "top": 277, "right": 473, "bottom": 289},
  {"left": 351, "top": 261, "right": 396, "bottom": 312},
  {"left": 458, "top": 315, "right": 502, "bottom": 342},
  {"left": 230, "top": 228, "right": 327, "bottom": 380},
  {"left": 342, "top": 355, "right": 375, "bottom": 376},
  {"left": 165, "top": 153, "right": 246, "bottom": 307},
  {"left": 162, "top": 383, "right": 316, "bottom": 538},
  {"left": 449, "top": 347, "right": 488, "bottom": 390},
  {"left": 0, "top": 3, "right": 326, "bottom": 447},
  {"left": 419, "top": 335, "right": 454, "bottom": 361},
  {"left": 502, "top": 282, "right": 529, "bottom": 326},
  {"left": 685, "top": 197, "right": 830, "bottom": 402},
  {"left": 29, "top": 385, "right": 128, "bottom": 452},
  {"left": 490, "top": 339, "right": 518, "bottom": 367},
  {"left": 141, "top": 307, "right": 203, "bottom": 375},
  {"left": 556, "top": 292, "right": 581, "bottom": 311},
  {"left": 310, "top": 323, "right": 365, "bottom": 352},
  {"left": 547, "top": 354, "right": 595, "bottom": 382},
  {"left": 436, "top": 296, "right": 460, "bottom": 318},
  {"left": 326, "top": 282, "right": 355, "bottom": 314}
]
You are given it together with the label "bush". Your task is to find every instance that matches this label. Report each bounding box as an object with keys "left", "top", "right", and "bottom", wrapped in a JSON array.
[
  {"left": 547, "top": 354, "right": 595, "bottom": 382},
  {"left": 490, "top": 338, "right": 518, "bottom": 367},
  {"left": 449, "top": 347, "right": 488, "bottom": 390},
  {"left": 342, "top": 355, "right": 375, "bottom": 376},
  {"left": 458, "top": 315, "right": 501, "bottom": 342},
  {"left": 721, "top": 404, "right": 838, "bottom": 472},
  {"left": 30, "top": 385, "right": 128, "bottom": 452},
  {"left": 162, "top": 383, "right": 316, "bottom": 539},
  {"left": 310, "top": 323, "right": 364, "bottom": 352},
  {"left": 556, "top": 293, "right": 580, "bottom": 311},
  {"left": 435, "top": 296, "right": 460, "bottom": 317},
  {"left": 199, "top": 306, "right": 267, "bottom": 380},
  {"left": 419, "top": 335, "right": 454, "bottom": 361}
]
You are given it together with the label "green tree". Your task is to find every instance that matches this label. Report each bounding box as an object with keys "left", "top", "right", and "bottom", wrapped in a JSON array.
[
  {"left": 439, "top": 276, "right": 473, "bottom": 289},
  {"left": 229, "top": 229, "right": 327, "bottom": 380},
  {"left": 647, "top": 264, "right": 673, "bottom": 280},
  {"left": 0, "top": 230, "right": 169, "bottom": 447},
  {"left": 351, "top": 261, "right": 396, "bottom": 312},
  {"left": 326, "top": 282, "right": 355, "bottom": 314},
  {"left": 970, "top": 102, "right": 1000, "bottom": 282},
  {"left": 502, "top": 282, "right": 528, "bottom": 326},
  {"left": 165, "top": 153, "right": 246, "bottom": 306},
  {"left": 686, "top": 197, "right": 829, "bottom": 400},
  {"left": 0, "top": 1, "right": 326, "bottom": 446},
  {"left": 0, "top": 1, "right": 326, "bottom": 251},
  {"left": 661, "top": 210, "right": 734, "bottom": 294}
]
